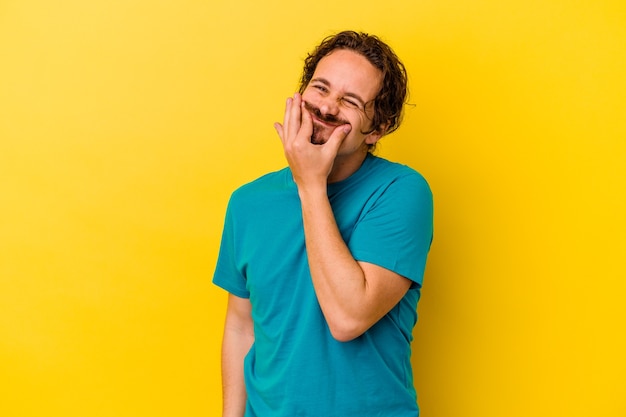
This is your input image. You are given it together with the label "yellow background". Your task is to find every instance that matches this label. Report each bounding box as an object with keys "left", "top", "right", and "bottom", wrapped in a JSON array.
[{"left": 1, "top": 0, "right": 625, "bottom": 416}]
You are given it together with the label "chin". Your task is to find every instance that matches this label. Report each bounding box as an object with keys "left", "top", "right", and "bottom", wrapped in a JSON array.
[
  {"left": 310, "top": 135, "right": 328, "bottom": 145},
  {"left": 311, "top": 125, "right": 329, "bottom": 145},
  {"left": 311, "top": 123, "right": 332, "bottom": 145}
]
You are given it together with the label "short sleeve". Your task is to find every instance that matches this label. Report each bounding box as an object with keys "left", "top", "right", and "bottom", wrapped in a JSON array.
[
  {"left": 212, "top": 195, "right": 250, "bottom": 298},
  {"left": 348, "top": 172, "right": 433, "bottom": 287}
]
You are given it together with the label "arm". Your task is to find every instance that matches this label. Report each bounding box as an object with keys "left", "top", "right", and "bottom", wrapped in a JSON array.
[
  {"left": 299, "top": 187, "right": 411, "bottom": 341},
  {"left": 275, "top": 94, "right": 412, "bottom": 342},
  {"left": 221, "top": 294, "right": 254, "bottom": 417}
]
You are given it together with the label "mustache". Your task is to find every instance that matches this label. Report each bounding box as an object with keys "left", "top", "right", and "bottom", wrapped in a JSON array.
[{"left": 303, "top": 101, "right": 350, "bottom": 126}]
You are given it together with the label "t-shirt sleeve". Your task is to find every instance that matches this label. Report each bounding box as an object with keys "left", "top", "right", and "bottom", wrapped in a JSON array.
[
  {"left": 348, "top": 172, "right": 433, "bottom": 287},
  {"left": 212, "top": 194, "right": 250, "bottom": 298}
]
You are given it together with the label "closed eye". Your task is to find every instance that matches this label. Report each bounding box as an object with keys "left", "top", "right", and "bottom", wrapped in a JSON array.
[{"left": 341, "top": 98, "right": 359, "bottom": 109}]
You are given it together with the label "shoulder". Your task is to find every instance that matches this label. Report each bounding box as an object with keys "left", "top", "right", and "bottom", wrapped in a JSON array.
[
  {"left": 230, "top": 167, "right": 292, "bottom": 202},
  {"left": 366, "top": 155, "right": 432, "bottom": 197}
]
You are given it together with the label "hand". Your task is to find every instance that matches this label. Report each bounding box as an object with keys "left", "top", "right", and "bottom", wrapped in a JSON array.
[{"left": 274, "top": 93, "right": 351, "bottom": 189}]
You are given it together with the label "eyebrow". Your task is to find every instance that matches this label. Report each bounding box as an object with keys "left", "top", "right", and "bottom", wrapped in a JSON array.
[{"left": 310, "top": 77, "right": 367, "bottom": 107}]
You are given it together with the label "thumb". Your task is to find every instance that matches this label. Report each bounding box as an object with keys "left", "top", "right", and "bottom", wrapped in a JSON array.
[{"left": 325, "top": 124, "right": 352, "bottom": 153}]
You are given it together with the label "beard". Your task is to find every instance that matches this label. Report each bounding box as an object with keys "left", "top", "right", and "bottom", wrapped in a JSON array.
[
  {"left": 303, "top": 101, "right": 350, "bottom": 145},
  {"left": 310, "top": 122, "right": 334, "bottom": 145}
]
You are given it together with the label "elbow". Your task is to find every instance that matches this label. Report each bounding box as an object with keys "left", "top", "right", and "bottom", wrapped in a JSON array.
[{"left": 327, "top": 318, "right": 368, "bottom": 342}]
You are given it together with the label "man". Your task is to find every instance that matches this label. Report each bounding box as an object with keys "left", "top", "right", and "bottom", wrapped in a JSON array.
[{"left": 213, "top": 30, "right": 433, "bottom": 417}]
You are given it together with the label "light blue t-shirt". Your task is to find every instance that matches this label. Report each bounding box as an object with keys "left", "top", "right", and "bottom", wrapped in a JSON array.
[{"left": 213, "top": 154, "right": 433, "bottom": 417}]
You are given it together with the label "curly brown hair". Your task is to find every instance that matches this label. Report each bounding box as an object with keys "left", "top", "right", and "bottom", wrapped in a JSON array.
[{"left": 298, "top": 31, "right": 408, "bottom": 142}]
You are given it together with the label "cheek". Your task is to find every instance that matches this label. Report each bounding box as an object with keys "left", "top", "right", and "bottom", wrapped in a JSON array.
[
  {"left": 301, "top": 96, "right": 319, "bottom": 112},
  {"left": 301, "top": 89, "right": 318, "bottom": 104},
  {"left": 347, "top": 111, "right": 369, "bottom": 131}
]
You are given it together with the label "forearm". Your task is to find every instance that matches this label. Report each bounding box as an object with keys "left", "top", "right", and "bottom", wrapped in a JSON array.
[
  {"left": 221, "top": 294, "right": 254, "bottom": 417},
  {"left": 221, "top": 327, "right": 253, "bottom": 417},
  {"left": 299, "top": 186, "right": 372, "bottom": 340}
]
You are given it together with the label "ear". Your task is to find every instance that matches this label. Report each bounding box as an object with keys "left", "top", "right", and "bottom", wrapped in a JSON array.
[
  {"left": 364, "top": 122, "right": 389, "bottom": 145},
  {"left": 364, "top": 131, "right": 383, "bottom": 145}
]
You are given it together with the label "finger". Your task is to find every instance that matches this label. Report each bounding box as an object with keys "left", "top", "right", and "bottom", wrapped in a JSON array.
[
  {"left": 287, "top": 93, "right": 302, "bottom": 141},
  {"left": 325, "top": 124, "right": 352, "bottom": 154},
  {"left": 274, "top": 122, "right": 285, "bottom": 144},
  {"left": 282, "top": 96, "right": 293, "bottom": 141},
  {"left": 298, "top": 101, "right": 313, "bottom": 142}
]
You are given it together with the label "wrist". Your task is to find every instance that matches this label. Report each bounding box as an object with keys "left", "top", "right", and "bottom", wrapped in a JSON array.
[{"left": 296, "top": 181, "right": 328, "bottom": 202}]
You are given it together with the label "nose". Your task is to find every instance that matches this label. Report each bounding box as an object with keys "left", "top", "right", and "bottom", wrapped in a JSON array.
[{"left": 318, "top": 95, "right": 340, "bottom": 116}]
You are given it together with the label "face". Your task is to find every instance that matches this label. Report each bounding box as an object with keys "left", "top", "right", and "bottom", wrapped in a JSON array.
[{"left": 301, "top": 49, "right": 384, "bottom": 154}]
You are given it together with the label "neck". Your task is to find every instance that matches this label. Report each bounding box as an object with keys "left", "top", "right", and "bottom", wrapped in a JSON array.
[{"left": 327, "top": 149, "right": 369, "bottom": 184}]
